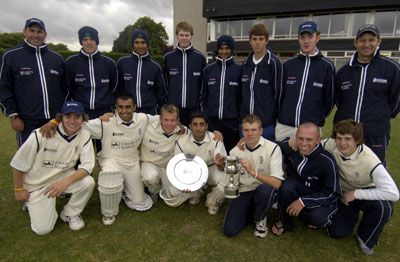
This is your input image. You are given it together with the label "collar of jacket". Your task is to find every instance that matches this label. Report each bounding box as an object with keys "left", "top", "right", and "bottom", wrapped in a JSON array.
[
  {"left": 79, "top": 48, "right": 100, "bottom": 58},
  {"left": 244, "top": 49, "right": 271, "bottom": 67},
  {"left": 23, "top": 39, "right": 48, "bottom": 53},
  {"left": 216, "top": 55, "right": 234, "bottom": 64},
  {"left": 301, "top": 143, "right": 323, "bottom": 157},
  {"left": 349, "top": 47, "right": 380, "bottom": 67},
  {"left": 177, "top": 43, "right": 193, "bottom": 53},
  {"left": 299, "top": 48, "right": 321, "bottom": 59},
  {"left": 132, "top": 50, "right": 150, "bottom": 59}
]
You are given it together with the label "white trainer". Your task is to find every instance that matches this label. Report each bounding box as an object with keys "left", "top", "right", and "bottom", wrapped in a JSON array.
[
  {"left": 102, "top": 216, "right": 116, "bottom": 226},
  {"left": 60, "top": 210, "right": 85, "bottom": 231},
  {"left": 207, "top": 204, "right": 220, "bottom": 215},
  {"left": 254, "top": 217, "right": 268, "bottom": 238},
  {"left": 357, "top": 236, "right": 374, "bottom": 255}
]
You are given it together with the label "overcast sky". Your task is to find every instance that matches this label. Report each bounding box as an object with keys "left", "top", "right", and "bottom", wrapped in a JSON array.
[{"left": 0, "top": 0, "right": 173, "bottom": 51}]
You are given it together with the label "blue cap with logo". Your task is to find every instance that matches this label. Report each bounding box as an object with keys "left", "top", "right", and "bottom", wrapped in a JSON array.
[
  {"left": 132, "top": 29, "right": 149, "bottom": 46},
  {"left": 78, "top": 26, "right": 99, "bottom": 45},
  {"left": 25, "top": 18, "right": 46, "bottom": 32},
  {"left": 298, "top": 21, "right": 318, "bottom": 35},
  {"left": 61, "top": 101, "right": 84, "bottom": 115}
]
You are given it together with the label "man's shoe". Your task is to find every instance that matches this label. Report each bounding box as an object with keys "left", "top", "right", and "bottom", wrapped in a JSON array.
[
  {"left": 102, "top": 216, "right": 115, "bottom": 226},
  {"left": 207, "top": 204, "right": 220, "bottom": 215},
  {"left": 357, "top": 236, "right": 374, "bottom": 255},
  {"left": 254, "top": 217, "right": 268, "bottom": 238},
  {"left": 60, "top": 210, "right": 85, "bottom": 231},
  {"left": 22, "top": 202, "right": 28, "bottom": 211}
]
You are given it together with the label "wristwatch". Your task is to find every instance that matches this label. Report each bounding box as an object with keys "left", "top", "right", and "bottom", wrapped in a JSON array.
[{"left": 9, "top": 115, "right": 17, "bottom": 120}]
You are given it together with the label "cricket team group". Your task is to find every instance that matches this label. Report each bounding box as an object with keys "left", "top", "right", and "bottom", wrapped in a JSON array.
[{"left": 1, "top": 16, "right": 399, "bottom": 255}]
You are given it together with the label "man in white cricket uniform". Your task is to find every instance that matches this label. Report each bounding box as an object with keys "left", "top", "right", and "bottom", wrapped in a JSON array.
[
  {"left": 163, "top": 112, "right": 227, "bottom": 207},
  {"left": 140, "top": 104, "right": 186, "bottom": 202},
  {"left": 206, "top": 114, "right": 284, "bottom": 238},
  {"left": 11, "top": 101, "right": 95, "bottom": 235},
  {"left": 84, "top": 93, "right": 155, "bottom": 225},
  {"left": 322, "top": 119, "right": 399, "bottom": 255}
]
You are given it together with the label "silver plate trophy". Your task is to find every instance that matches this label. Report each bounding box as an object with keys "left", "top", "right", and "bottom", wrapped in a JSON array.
[
  {"left": 224, "top": 156, "right": 243, "bottom": 198},
  {"left": 166, "top": 153, "right": 208, "bottom": 191}
]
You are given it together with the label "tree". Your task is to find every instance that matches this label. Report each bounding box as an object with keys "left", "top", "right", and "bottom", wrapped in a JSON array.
[
  {"left": 0, "top": 32, "right": 24, "bottom": 49},
  {"left": 112, "top": 16, "right": 168, "bottom": 55},
  {"left": 47, "top": 43, "right": 69, "bottom": 51}
]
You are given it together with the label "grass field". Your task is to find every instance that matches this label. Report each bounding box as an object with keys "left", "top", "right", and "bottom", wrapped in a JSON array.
[{"left": 0, "top": 113, "right": 399, "bottom": 262}]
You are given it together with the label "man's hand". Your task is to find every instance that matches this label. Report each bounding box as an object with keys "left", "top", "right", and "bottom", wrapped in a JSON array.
[
  {"left": 239, "top": 158, "right": 254, "bottom": 175},
  {"left": 44, "top": 179, "right": 71, "bottom": 198},
  {"left": 237, "top": 137, "right": 246, "bottom": 151},
  {"left": 215, "top": 153, "right": 226, "bottom": 171},
  {"left": 99, "top": 112, "right": 114, "bottom": 122},
  {"left": 288, "top": 136, "right": 298, "bottom": 151},
  {"left": 10, "top": 118, "right": 24, "bottom": 132},
  {"left": 39, "top": 121, "right": 58, "bottom": 138},
  {"left": 341, "top": 191, "right": 355, "bottom": 206},
  {"left": 14, "top": 189, "right": 30, "bottom": 202},
  {"left": 286, "top": 199, "right": 304, "bottom": 216},
  {"left": 177, "top": 122, "right": 186, "bottom": 135},
  {"left": 212, "top": 130, "right": 223, "bottom": 141}
]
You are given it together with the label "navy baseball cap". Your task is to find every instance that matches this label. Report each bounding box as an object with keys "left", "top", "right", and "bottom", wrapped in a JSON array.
[
  {"left": 298, "top": 21, "right": 318, "bottom": 35},
  {"left": 25, "top": 18, "right": 46, "bottom": 31},
  {"left": 61, "top": 101, "right": 84, "bottom": 115},
  {"left": 356, "top": 24, "right": 380, "bottom": 39}
]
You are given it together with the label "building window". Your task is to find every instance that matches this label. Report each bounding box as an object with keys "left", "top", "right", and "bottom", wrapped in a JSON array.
[
  {"left": 261, "top": 18, "right": 274, "bottom": 37},
  {"left": 313, "top": 14, "right": 330, "bottom": 37},
  {"left": 329, "top": 13, "right": 349, "bottom": 37},
  {"left": 243, "top": 19, "right": 257, "bottom": 38},
  {"left": 229, "top": 20, "right": 242, "bottom": 39},
  {"left": 351, "top": 12, "right": 370, "bottom": 36},
  {"left": 216, "top": 20, "right": 228, "bottom": 38},
  {"left": 375, "top": 11, "right": 396, "bottom": 36},
  {"left": 275, "top": 17, "right": 291, "bottom": 38},
  {"left": 396, "top": 11, "right": 400, "bottom": 35}
]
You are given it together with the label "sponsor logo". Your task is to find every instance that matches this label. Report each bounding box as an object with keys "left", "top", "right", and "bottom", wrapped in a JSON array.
[
  {"left": 373, "top": 78, "right": 388, "bottom": 84},
  {"left": 259, "top": 79, "right": 269, "bottom": 85},
  {"left": 139, "top": 128, "right": 142, "bottom": 136},
  {"left": 242, "top": 76, "right": 249, "bottom": 82},
  {"left": 259, "top": 156, "right": 264, "bottom": 165},
  {"left": 208, "top": 80, "right": 217, "bottom": 85},
  {"left": 286, "top": 80, "right": 296, "bottom": 85},
  {"left": 123, "top": 73, "right": 132, "bottom": 81},
  {"left": 193, "top": 72, "right": 201, "bottom": 76},
  {"left": 42, "top": 160, "right": 54, "bottom": 168},
  {"left": 111, "top": 141, "right": 121, "bottom": 149},
  {"left": 147, "top": 80, "right": 154, "bottom": 85},
  {"left": 112, "top": 132, "right": 124, "bottom": 136},
  {"left": 341, "top": 81, "right": 351, "bottom": 90},
  {"left": 101, "top": 79, "right": 109, "bottom": 83},
  {"left": 20, "top": 68, "right": 33, "bottom": 76},
  {"left": 75, "top": 77, "right": 86, "bottom": 82},
  {"left": 313, "top": 82, "right": 323, "bottom": 88},
  {"left": 229, "top": 81, "right": 238, "bottom": 86},
  {"left": 43, "top": 147, "right": 57, "bottom": 153},
  {"left": 50, "top": 69, "right": 59, "bottom": 75},
  {"left": 307, "top": 176, "right": 319, "bottom": 180},
  {"left": 149, "top": 139, "right": 159, "bottom": 145},
  {"left": 169, "top": 69, "right": 179, "bottom": 75}
]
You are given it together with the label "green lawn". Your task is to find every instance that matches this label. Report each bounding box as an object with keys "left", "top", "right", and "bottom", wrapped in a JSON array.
[{"left": 0, "top": 113, "right": 399, "bottom": 262}]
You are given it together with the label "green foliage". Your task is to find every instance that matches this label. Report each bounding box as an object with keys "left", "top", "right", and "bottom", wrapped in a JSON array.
[
  {"left": 46, "top": 42, "right": 70, "bottom": 51},
  {"left": 0, "top": 32, "right": 24, "bottom": 49},
  {"left": 112, "top": 16, "right": 168, "bottom": 56}
]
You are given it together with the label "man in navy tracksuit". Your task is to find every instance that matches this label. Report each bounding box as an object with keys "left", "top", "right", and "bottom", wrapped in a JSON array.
[
  {"left": 65, "top": 26, "right": 118, "bottom": 120},
  {"left": 164, "top": 21, "right": 206, "bottom": 126},
  {"left": 0, "top": 18, "right": 66, "bottom": 147},
  {"left": 118, "top": 29, "right": 166, "bottom": 115},
  {"left": 272, "top": 122, "right": 342, "bottom": 236},
  {"left": 276, "top": 21, "right": 335, "bottom": 141},
  {"left": 334, "top": 24, "right": 400, "bottom": 163},
  {"left": 201, "top": 35, "right": 241, "bottom": 152},
  {"left": 240, "top": 23, "right": 282, "bottom": 140}
]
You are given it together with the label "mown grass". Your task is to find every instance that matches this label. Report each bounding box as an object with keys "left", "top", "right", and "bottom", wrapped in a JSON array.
[{"left": 0, "top": 113, "right": 399, "bottom": 262}]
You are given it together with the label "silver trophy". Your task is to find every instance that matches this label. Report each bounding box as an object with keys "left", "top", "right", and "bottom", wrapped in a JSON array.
[{"left": 224, "top": 156, "right": 243, "bottom": 198}]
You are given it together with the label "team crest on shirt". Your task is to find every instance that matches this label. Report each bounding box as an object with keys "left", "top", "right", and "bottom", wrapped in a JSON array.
[
  {"left": 208, "top": 150, "right": 213, "bottom": 158},
  {"left": 42, "top": 160, "right": 54, "bottom": 168},
  {"left": 111, "top": 141, "right": 121, "bottom": 149},
  {"left": 138, "top": 128, "right": 142, "bottom": 136},
  {"left": 259, "top": 156, "right": 264, "bottom": 165},
  {"left": 354, "top": 172, "right": 359, "bottom": 179},
  {"left": 75, "top": 146, "right": 78, "bottom": 153}
]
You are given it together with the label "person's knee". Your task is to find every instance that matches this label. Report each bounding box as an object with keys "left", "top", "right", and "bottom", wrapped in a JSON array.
[
  {"left": 31, "top": 223, "right": 55, "bottom": 235},
  {"left": 327, "top": 225, "right": 351, "bottom": 239},
  {"left": 222, "top": 225, "right": 239, "bottom": 238}
]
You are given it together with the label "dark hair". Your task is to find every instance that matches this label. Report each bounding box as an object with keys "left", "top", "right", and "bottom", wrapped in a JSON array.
[
  {"left": 55, "top": 113, "right": 89, "bottom": 123},
  {"left": 189, "top": 111, "right": 208, "bottom": 124},
  {"left": 332, "top": 119, "right": 364, "bottom": 145},
  {"left": 249, "top": 23, "right": 270, "bottom": 41},
  {"left": 116, "top": 93, "right": 136, "bottom": 105}
]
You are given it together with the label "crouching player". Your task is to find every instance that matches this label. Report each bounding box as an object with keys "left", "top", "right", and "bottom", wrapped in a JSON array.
[
  {"left": 11, "top": 101, "right": 95, "bottom": 235},
  {"left": 323, "top": 120, "right": 399, "bottom": 255},
  {"left": 160, "top": 111, "right": 226, "bottom": 207},
  {"left": 206, "top": 114, "right": 284, "bottom": 238}
]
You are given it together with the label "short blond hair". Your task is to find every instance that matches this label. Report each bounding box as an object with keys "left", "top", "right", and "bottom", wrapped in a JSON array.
[
  {"left": 160, "top": 103, "right": 180, "bottom": 117},
  {"left": 176, "top": 21, "right": 193, "bottom": 35},
  {"left": 242, "top": 114, "right": 262, "bottom": 128}
]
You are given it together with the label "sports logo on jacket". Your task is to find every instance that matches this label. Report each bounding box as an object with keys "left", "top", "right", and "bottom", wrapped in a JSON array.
[
  {"left": 124, "top": 73, "right": 133, "bottom": 81},
  {"left": 242, "top": 75, "right": 249, "bottom": 82},
  {"left": 208, "top": 78, "right": 217, "bottom": 86},
  {"left": 372, "top": 78, "right": 388, "bottom": 84},
  {"left": 75, "top": 74, "right": 86, "bottom": 82},
  {"left": 147, "top": 80, "right": 154, "bottom": 85},
  {"left": 313, "top": 82, "right": 323, "bottom": 88},
  {"left": 101, "top": 79, "right": 110, "bottom": 83},
  {"left": 169, "top": 68, "right": 179, "bottom": 75},
  {"left": 20, "top": 67, "right": 33, "bottom": 76},
  {"left": 341, "top": 81, "right": 352, "bottom": 90},
  {"left": 229, "top": 81, "right": 238, "bottom": 86},
  {"left": 286, "top": 77, "right": 296, "bottom": 85},
  {"left": 259, "top": 79, "right": 269, "bottom": 85},
  {"left": 193, "top": 72, "right": 201, "bottom": 76},
  {"left": 50, "top": 69, "right": 59, "bottom": 76}
]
